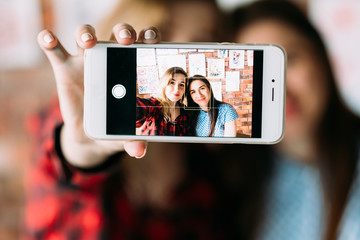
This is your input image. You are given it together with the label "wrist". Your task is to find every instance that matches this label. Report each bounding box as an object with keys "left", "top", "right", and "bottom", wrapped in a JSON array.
[{"left": 59, "top": 124, "right": 123, "bottom": 168}]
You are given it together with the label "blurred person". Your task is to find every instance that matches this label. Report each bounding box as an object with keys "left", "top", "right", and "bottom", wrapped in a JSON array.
[
  {"left": 228, "top": 1, "right": 360, "bottom": 240},
  {"left": 136, "top": 67, "right": 193, "bottom": 136},
  {"left": 98, "top": 0, "right": 224, "bottom": 42},
  {"left": 23, "top": 0, "right": 269, "bottom": 239},
  {"left": 185, "top": 75, "right": 239, "bottom": 137}
]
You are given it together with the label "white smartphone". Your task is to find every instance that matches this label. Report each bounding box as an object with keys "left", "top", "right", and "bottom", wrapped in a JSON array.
[{"left": 84, "top": 42, "right": 286, "bottom": 144}]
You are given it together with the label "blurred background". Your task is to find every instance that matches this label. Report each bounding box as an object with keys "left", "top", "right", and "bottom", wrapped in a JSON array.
[{"left": 1, "top": 0, "right": 360, "bottom": 238}]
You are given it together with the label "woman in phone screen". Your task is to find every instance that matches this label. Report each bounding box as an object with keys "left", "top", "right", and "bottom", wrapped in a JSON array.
[
  {"left": 136, "top": 66, "right": 194, "bottom": 136},
  {"left": 185, "top": 75, "right": 239, "bottom": 137}
]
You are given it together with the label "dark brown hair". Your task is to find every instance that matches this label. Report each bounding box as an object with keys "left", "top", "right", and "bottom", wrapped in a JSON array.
[
  {"left": 185, "top": 75, "right": 221, "bottom": 136},
  {"left": 230, "top": 1, "right": 360, "bottom": 239}
]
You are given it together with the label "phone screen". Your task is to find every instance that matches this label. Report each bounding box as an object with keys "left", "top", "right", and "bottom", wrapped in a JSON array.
[{"left": 106, "top": 47, "right": 264, "bottom": 138}]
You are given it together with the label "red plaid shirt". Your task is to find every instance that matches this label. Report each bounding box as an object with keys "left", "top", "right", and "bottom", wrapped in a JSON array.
[
  {"left": 23, "top": 98, "right": 238, "bottom": 240},
  {"left": 136, "top": 97, "right": 194, "bottom": 136}
]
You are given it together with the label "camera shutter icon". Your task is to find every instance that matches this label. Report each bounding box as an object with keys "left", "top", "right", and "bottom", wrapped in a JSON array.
[{"left": 112, "top": 84, "right": 126, "bottom": 99}]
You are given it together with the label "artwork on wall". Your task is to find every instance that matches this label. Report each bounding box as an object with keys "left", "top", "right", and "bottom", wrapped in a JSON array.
[
  {"left": 137, "top": 66, "right": 159, "bottom": 94},
  {"left": 137, "top": 48, "right": 156, "bottom": 66},
  {"left": 210, "top": 81, "right": 223, "bottom": 101},
  {"left": 179, "top": 49, "right": 197, "bottom": 53},
  {"left": 157, "top": 55, "right": 187, "bottom": 77},
  {"left": 189, "top": 54, "right": 206, "bottom": 76},
  {"left": 156, "top": 48, "right": 178, "bottom": 55},
  {"left": 218, "top": 49, "right": 228, "bottom": 58},
  {"left": 207, "top": 58, "right": 225, "bottom": 79},
  {"left": 226, "top": 71, "right": 240, "bottom": 92},
  {"left": 229, "top": 50, "right": 245, "bottom": 69}
]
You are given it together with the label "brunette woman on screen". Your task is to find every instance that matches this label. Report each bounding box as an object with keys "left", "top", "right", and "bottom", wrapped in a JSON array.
[
  {"left": 185, "top": 75, "right": 239, "bottom": 137},
  {"left": 226, "top": 1, "right": 360, "bottom": 239},
  {"left": 136, "top": 66, "right": 194, "bottom": 136}
]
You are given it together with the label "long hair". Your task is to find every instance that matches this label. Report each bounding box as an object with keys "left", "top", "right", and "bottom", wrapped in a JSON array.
[
  {"left": 231, "top": 1, "right": 360, "bottom": 239},
  {"left": 154, "top": 67, "right": 187, "bottom": 122},
  {"left": 185, "top": 75, "right": 221, "bottom": 136}
]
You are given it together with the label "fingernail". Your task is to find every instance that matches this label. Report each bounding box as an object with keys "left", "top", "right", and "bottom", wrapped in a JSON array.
[
  {"left": 135, "top": 147, "right": 147, "bottom": 159},
  {"left": 44, "top": 34, "right": 54, "bottom": 43},
  {"left": 144, "top": 30, "right": 156, "bottom": 40},
  {"left": 81, "top": 33, "right": 93, "bottom": 42},
  {"left": 119, "top": 29, "right": 131, "bottom": 39}
]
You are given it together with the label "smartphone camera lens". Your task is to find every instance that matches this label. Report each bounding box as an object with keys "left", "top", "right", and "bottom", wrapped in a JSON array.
[{"left": 272, "top": 79, "right": 275, "bottom": 83}]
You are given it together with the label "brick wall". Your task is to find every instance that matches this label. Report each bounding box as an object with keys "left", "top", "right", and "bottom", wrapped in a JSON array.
[{"left": 137, "top": 49, "right": 253, "bottom": 136}]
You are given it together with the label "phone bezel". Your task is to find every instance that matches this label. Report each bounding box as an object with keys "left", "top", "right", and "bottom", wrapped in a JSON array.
[{"left": 84, "top": 42, "right": 286, "bottom": 144}]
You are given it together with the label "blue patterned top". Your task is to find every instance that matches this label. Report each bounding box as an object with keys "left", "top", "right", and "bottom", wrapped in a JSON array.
[
  {"left": 195, "top": 103, "right": 239, "bottom": 137},
  {"left": 259, "top": 152, "right": 360, "bottom": 240},
  {"left": 338, "top": 154, "right": 360, "bottom": 240}
]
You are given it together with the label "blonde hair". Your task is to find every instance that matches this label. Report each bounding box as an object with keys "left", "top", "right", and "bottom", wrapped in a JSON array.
[
  {"left": 98, "top": 0, "right": 169, "bottom": 40},
  {"left": 154, "top": 67, "right": 187, "bottom": 122}
]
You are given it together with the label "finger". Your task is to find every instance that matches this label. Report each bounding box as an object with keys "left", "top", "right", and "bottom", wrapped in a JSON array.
[
  {"left": 124, "top": 141, "right": 148, "bottom": 158},
  {"left": 75, "top": 24, "right": 97, "bottom": 57},
  {"left": 137, "top": 26, "right": 161, "bottom": 44},
  {"left": 37, "top": 29, "right": 71, "bottom": 65},
  {"left": 111, "top": 23, "right": 137, "bottom": 45}
]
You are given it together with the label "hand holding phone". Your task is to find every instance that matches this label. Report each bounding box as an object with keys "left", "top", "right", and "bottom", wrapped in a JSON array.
[
  {"left": 84, "top": 43, "right": 286, "bottom": 144},
  {"left": 37, "top": 24, "right": 157, "bottom": 167}
]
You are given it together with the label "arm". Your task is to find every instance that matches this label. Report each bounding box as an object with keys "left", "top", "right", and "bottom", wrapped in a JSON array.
[
  {"left": 136, "top": 97, "right": 156, "bottom": 127},
  {"left": 223, "top": 103, "right": 239, "bottom": 137},
  {"left": 24, "top": 108, "right": 122, "bottom": 239},
  {"left": 37, "top": 24, "right": 160, "bottom": 168},
  {"left": 224, "top": 120, "right": 237, "bottom": 137}
]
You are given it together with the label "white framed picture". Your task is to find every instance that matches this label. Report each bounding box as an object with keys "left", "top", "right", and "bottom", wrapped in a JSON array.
[{"left": 207, "top": 58, "right": 225, "bottom": 79}]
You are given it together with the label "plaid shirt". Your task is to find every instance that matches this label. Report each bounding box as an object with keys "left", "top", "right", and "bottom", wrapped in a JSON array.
[
  {"left": 136, "top": 97, "right": 194, "bottom": 136},
  {"left": 23, "top": 98, "right": 237, "bottom": 240}
]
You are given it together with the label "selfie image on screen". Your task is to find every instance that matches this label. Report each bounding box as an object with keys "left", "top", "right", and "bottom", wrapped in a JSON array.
[
  {"left": 106, "top": 47, "right": 263, "bottom": 138},
  {"left": 135, "top": 48, "right": 257, "bottom": 137}
]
